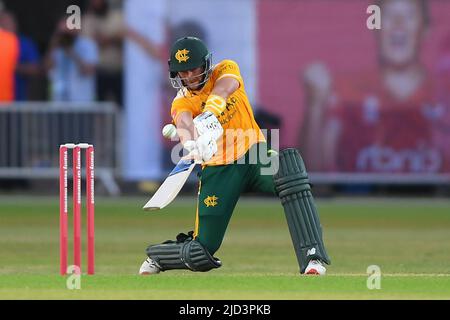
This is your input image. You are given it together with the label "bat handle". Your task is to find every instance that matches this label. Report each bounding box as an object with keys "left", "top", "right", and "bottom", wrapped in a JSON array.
[{"left": 181, "top": 149, "right": 202, "bottom": 164}]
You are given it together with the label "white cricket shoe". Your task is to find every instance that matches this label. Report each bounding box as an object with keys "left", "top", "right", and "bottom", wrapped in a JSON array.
[
  {"left": 139, "top": 258, "right": 160, "bottom": 275},
  {"left": 304, "top": 259, "right": 326, "bottom": 275}
]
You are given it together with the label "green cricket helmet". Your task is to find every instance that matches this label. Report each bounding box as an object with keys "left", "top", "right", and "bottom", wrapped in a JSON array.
[{"left": 168, "top": 36, "right": 212, "bottom": 90}]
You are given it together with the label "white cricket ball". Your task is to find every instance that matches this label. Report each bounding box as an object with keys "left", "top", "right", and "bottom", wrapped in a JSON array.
[{"left": 162, "top": 123, "right": 177, "bottom": 139}]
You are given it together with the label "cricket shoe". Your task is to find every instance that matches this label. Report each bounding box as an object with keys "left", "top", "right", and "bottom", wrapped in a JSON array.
[
  {"left": 304, "top": 259, "right": 326, "bottom": 275},
  {"left": 139, "top": 258, "right": 160, "bottom": 275}
]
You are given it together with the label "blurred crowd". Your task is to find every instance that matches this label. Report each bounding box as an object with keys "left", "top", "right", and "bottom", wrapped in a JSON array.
[
  {"left": 1, "top": 0, "right": 449, "bottom": 178},
  {"left": 0, "top": 0, "right": 167, "bottom": 107}
]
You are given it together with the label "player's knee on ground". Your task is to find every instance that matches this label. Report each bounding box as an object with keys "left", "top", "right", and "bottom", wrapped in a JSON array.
[{"left": 146, "top": 231, "right": 222, "bottom": 272}]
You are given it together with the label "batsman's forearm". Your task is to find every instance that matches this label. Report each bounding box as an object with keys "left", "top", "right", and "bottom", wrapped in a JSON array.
[
  {"left": 175, "top": 112, "right": 197, "bottom": 146},
  {"left": 178, "top": 126, "right": 196, "bottom": 146},
  {"left": 211, "top": 77, "right": 239, "bottom": 100}
]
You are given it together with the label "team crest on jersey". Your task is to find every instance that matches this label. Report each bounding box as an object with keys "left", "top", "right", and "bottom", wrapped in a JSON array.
[
  {"left": 204, "top": 195, "right": 218, "bottom": 207},
  {"left": 175, "top": 49, "right": 190, "bottom": 63}
]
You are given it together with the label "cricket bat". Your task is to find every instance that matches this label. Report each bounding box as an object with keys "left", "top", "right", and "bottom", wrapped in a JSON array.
[{"left": 143, "top": 155, "right": 200, "bottom": 211}]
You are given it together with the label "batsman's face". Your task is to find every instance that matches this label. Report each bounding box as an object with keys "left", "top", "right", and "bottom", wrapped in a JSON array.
[
  {"left": 379, "top": 0, "right": 426, "bottom": 68},
  {"left": 178, "top": 67, "right": 205, "bottom": 90}
]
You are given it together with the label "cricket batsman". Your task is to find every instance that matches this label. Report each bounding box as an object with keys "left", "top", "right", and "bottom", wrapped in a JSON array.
[{"left": 140, "top": 37, "right": 330, "bottom": 275}]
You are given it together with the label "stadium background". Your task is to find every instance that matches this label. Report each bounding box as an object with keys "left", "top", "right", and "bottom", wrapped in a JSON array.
[
  {"left": 1, "top": 0, "right": 449, "bottom": 193},
  {"left": 0, "top": 0, "right": 450, "bottom": 190},
  {"left": 0, "top": 0, "right": 450, "bottom": 300}
]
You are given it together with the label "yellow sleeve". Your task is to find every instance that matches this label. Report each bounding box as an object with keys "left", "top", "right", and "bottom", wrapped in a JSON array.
[
  {"left": 213, "top": 60, "right": 244, "bottom": 88},
  {"left": 171, "top": 100, "right": 191, "bottom": 124},
  {"left": 170, "top": 90, "right": 203, "bottom": 124}
]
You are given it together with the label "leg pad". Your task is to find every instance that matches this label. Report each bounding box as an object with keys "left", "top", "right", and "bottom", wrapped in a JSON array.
[
  {"left": 273, "top": 149, "right": 331, "bottom": 273},
  {"left": 146, "top": 232, "right": 222, "bottom": 272}
]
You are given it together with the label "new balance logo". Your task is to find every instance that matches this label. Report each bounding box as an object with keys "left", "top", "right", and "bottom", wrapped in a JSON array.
[{"left": 307, "top": 248, "right": 316, "bottom": 256}]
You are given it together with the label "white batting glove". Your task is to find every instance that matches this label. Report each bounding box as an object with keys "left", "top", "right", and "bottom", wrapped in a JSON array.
[
  {"left": 193, "top": 111, "right": 223, "bottom": 141},
  {"left": 183, "top": 140, "right": 197, "bottom": 153},
  {"left": 196, "top": 132, "right": 218, "bottom": 162}
]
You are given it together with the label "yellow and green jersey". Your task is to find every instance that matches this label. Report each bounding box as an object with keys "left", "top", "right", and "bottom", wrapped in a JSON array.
[{"left": 171, "top": 59, "right": 265, "bottom": 166}]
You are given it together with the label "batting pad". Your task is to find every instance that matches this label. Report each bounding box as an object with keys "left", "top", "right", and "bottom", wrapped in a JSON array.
[
  {"left": 273, "top": 148, "right": 331, "bottom": 273},
  {"left": 146, "top": 237, "right": 222, "bottom": 272}
]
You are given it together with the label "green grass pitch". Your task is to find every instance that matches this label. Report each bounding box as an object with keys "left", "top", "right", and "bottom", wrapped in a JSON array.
[{"left": 1, "top": 196, "right": 450, "bottom": 299}]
